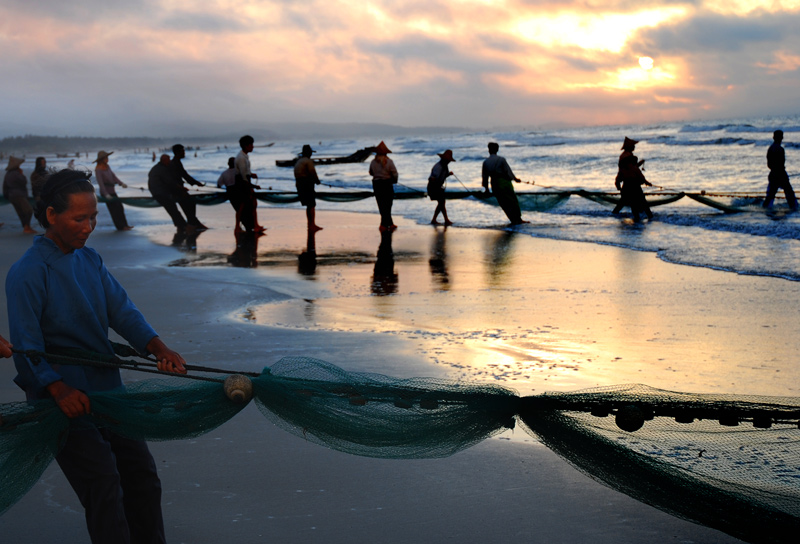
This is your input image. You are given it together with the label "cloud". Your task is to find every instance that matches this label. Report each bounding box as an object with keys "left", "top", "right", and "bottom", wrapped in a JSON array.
[
  {"left": 641, "top": 12, "right": 794, "bottom": 53},
  {"left": 2, "top": 0, "right": 800, "bottom": 137}
]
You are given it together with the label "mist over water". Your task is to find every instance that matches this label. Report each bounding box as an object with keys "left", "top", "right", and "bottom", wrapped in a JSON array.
[{"left": 93, "top": 113, "right": 800, "bottom": 281}]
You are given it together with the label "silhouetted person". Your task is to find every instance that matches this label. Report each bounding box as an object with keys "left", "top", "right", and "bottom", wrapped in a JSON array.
[
  {"left": 3, "top": 156, "right": 36, "bottom": 233},
  {"left": 30, "top": 156, "right": 48, "bottom": 202},
  {"left": 217, "top": 157, "right": 242, "bottom": 231},
  {"left": 148, "top": 154, "right": 190, "bottom": 230},
  {"left": 294, "top": 144, "right": 323, "bottom": 231},
  {"left": 234, "top": 135, "right": 264, "bottom": 233},
  {"left": 94, "top": 150, "right": 133, "bottom": 231},
  {"left": 369, "top": 141, "right": 398, "bottom": 231},
  {"left": 482, "top": 142, "right": 527, "bottom": 225},
  {"left": 169, "top": 143, "right": 207, "bottom": 230},
  {"left": 428, "top": 149, "right": 455, "bottom": 226},
  {"left": 613, "top": 137, "right": 653, "bottom": 222},
  {"left": 763, "top": 130, "right": 798, "bottom": 211}
]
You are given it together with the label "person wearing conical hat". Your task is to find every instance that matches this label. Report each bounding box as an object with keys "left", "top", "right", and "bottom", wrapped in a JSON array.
[
  {"left": 369, "top": 141, "right": 399, "bottom": 231},
  {"left": 428, "top": 149, "right": 456, "bottom": 226},
  {"left": 94, "top": 150, "right": 134, "bottom": 231},
  {"left": 613, "top": 137, "right": 653, "bottom": 222},
  {"left": 2, "top": 156, "right": 36, "bottom": 233},
  {"left": 482, "top": 142, "right": 528, "bottom": 225}
]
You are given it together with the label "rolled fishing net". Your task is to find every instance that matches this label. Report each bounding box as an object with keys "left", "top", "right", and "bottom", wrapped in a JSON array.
[{"left": 2, "top": 351, "right": 799, "bottom": 543}]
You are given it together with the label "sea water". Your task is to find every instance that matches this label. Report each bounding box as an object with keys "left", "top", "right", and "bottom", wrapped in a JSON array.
[
  {"left": 31, "top": 115, "right": 800, "bottom": 396},
  {"left": 97, "top": 113, "right": 800, "bottom": 281}
]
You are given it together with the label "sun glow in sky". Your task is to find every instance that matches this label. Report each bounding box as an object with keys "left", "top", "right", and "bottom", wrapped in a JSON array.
[
  {"left": 514, "top": 8, "right": 686, "bottom": 52},
  {"left": 1, "top": 0, "right": 800, "bottom": 136}
]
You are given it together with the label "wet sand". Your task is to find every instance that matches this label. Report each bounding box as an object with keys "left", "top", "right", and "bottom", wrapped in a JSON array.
[{"left": 2, "top": 202, "right": 788, "bottom": 542}]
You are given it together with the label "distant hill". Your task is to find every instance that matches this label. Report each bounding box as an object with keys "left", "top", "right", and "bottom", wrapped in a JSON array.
[
  {"left": 0, "top": 123, "right": 469, "bottom": 155},
  {"left": 0, "top": 135, "right": 170, "bottom": 155}
]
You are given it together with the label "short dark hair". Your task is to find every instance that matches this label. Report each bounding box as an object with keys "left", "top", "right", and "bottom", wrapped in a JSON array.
[
  {"left": 239, "top": 135, "right": 254, "bottom": 149},
  {"left": 172, "top": 144, "right": 184, "bottom": 155},
  {"left": 228, "top": 157, "right": 235, "bottom": 169},
  {"left": 35, "top": 169, "right": 95, "bottom": 228},
  {"left": 774, "top": 130, "right": 784, "bottom": 140},
  {"left": 488, "top": 142, "right": 499, "bottom": 154}
]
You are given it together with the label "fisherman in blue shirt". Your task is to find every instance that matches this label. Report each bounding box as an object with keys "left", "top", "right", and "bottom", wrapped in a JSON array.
[{"left": 6, "top": 169, "right": 187, "bottom": 543}]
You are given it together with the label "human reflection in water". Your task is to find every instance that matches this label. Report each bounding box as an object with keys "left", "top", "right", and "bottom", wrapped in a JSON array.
[
  {"left": 371, "top": 230, "right": 398, "bottom": 295},
  {"left": 171, "top": 228, "right": 202, "bottom": 253},
  {"left": 228, "top": 230, "right": 260, "bottom": 268},
  {"left": 429, "top": 227, "right": 450, "bottom": 290},
  {"left": 486, "top": 230, "right": 517, "bottom": 285},
  {"left": 298, "top": 227, "right": 318, "bottom": 277}
]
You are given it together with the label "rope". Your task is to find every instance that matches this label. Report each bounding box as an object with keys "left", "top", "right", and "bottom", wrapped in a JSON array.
[
  {"left": 395, "top": 181, "right": 427, "bottom": 195},
  {"left": 451, "top": 173, "right": 489, "bottom": 198},
  {"left": 10, "top": 347, "right": 261, "bottom": 383}
]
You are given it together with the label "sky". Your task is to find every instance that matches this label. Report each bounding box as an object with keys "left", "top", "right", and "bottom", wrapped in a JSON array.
[{"left": 2, "top": 0, "right": 800, "bottom": 137}]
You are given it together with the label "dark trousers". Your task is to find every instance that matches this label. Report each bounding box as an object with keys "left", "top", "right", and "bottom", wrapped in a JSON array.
[
  {"left": 232, "top": 178, "right": 258, "bottom": 231},
  {"left": 8, "top": 194, "right": 33, "bottom": 227},
  {"left": 614, "top": 184, "right": 653, "bottom": 221},
  {"left": 104, "top": 199, "right": 130, "bottom": 230},
  {"left": 153, "top": 193, "right": 187, "bottom": 229},
  {"left": 55, "top": 426, "right": 165, "bottom": 544},
  {"left": 174, "top": 191, "right": 201, "bottom": 226},
  {"left": 372, "top": 181, "right": 394, "bottom": 227},
  {"left": 764, "top": 170, "right": 798, "bottom": 209}
]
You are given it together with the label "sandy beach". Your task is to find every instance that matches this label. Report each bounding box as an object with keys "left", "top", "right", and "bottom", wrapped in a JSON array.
[{"left": 4, "top": 201, "right": 791, "bottom": 543}]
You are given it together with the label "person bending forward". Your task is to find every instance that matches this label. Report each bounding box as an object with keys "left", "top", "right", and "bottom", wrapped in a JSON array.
[{"left": 6, "top": 169, "right": 187, "bottom": 544}]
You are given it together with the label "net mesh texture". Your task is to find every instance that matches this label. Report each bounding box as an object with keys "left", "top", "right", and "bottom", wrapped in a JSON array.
[{"left": 1, "top": 355, "right": 798, "bottom": 543}]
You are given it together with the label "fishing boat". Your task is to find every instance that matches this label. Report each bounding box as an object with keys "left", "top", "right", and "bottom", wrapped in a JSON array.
[{"left": 275, "top": 146, "right": 376, "bottom": 168}]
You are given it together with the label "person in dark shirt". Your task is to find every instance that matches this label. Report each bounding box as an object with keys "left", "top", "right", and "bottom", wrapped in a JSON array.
[
  {"left": 763, "top": 130, "right": 798, "bottom": 210},
  {"left": 148, "top": 154, "right": 189, "bottom": 230},
  {"left": 613, "top": 137, "right": 653, "bottom": 222},
  {"left": 428, "top": 149, "right": 455, "bottom": 226},
  {"left": 169, "top": 144, "right": 207, "bottom": 230},
  {"left": 482, "top": 142, "right": 528, "bottom": 225}
]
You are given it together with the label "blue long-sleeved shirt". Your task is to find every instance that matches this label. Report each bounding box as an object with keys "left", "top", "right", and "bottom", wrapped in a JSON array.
[{"left": 6, "top": 236, "right": 158, "bottom": 401}]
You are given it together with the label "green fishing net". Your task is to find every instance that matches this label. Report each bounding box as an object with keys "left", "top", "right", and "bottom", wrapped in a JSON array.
[
  {"left": 2, "top": 354, "right": 799, "bottom": 542},
  {"left": 252, "top": 356, "right": 518, "bottom": 459}
]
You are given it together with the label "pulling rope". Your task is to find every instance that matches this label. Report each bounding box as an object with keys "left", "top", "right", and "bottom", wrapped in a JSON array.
[
  {"left": 10, "top": 346, "right": 261, "bottom": 384},
  {"left": 451, "top": 173, "right": 486, "bottom": 197}
]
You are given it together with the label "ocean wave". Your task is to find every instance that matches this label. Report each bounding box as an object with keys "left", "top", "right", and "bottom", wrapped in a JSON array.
[{"left": 659, "top": 137, "right": 757, "bottom": 147}]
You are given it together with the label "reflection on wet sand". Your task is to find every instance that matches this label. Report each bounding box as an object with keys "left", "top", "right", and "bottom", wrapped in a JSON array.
[
  {"left": 171, "top": 228, "right": 203, "bottom": 253},
  {"left": 228, "top": 230, "right": 261, "bottom": 268},
  {"left": 486, "top": 231, "right": 518, "bottom": 285},
  {"left": 371, "top": 230, "right": 398, "bottom": 296},
  {"left": 429, "top": 227, "right": 449, "bottom": 290},
  {"left": 298, "top": 228, "right": 318, "bottom": 277}
]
